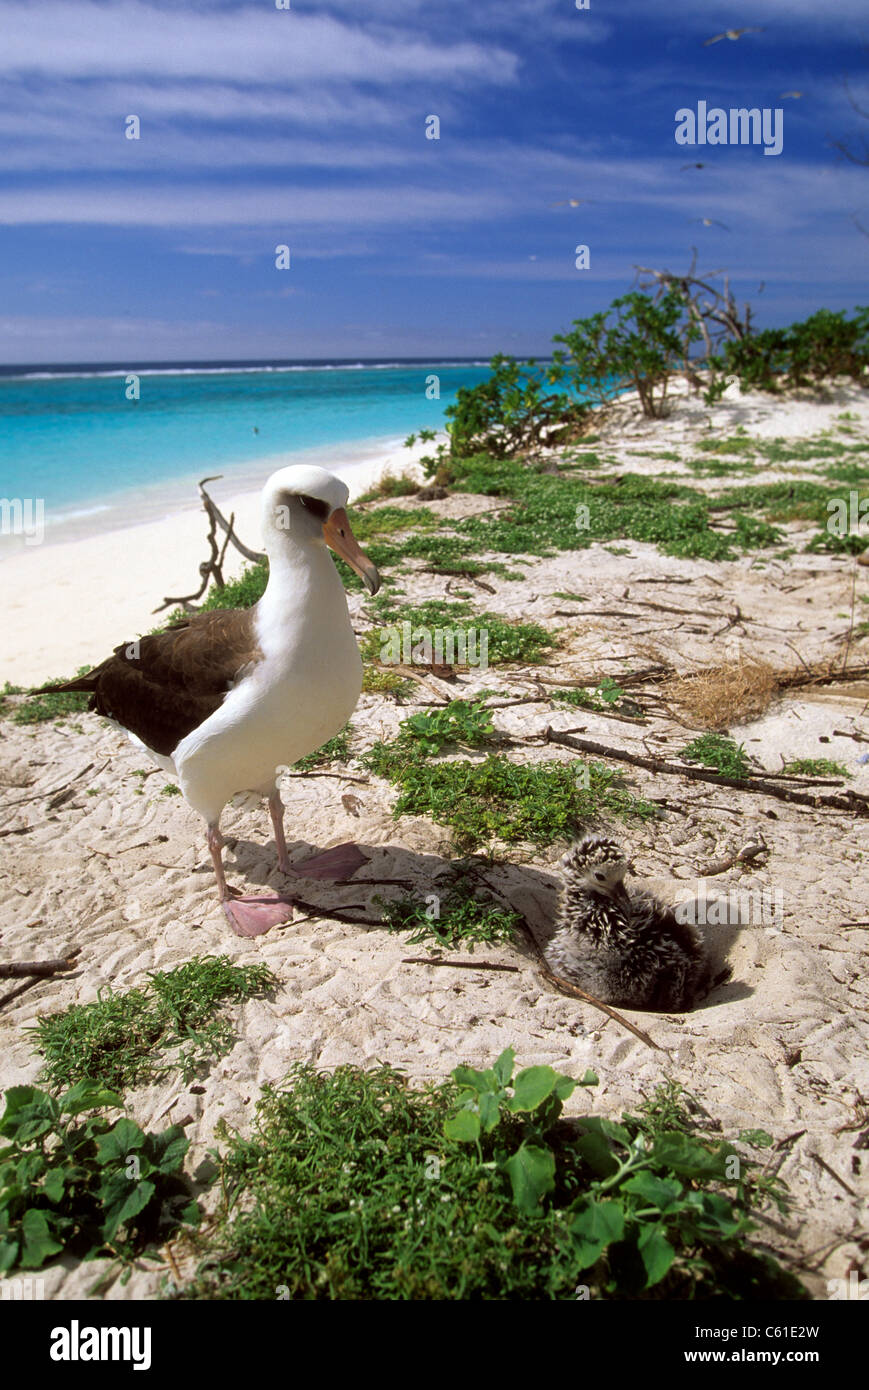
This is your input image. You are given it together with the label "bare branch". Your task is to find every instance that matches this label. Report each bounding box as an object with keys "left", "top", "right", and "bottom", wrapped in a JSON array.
[{"left": 153, "top": 476, "right": 266, "bottom": 614}]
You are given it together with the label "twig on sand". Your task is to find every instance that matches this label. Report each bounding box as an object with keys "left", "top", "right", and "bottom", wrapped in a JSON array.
[
  {"left": 164, "top": 1243, "right": 183, "bottom": 1285},
  {"left": 0, "top": 948, "right": 82, "bottom": 1010},
  {"left": 780, "top": 662, "right": 869, "bottom": 688},
  {"left": 697, "top": 840, "right": 768, "bottom": 876},
  {"left": 0, "top": 760, "right": 109, "bottom": 815},
  {"left": 0, "top": 947, "right": 81, "bottom": 979},
  {"left": 289, "top": 899, "right": 380, "bottom": 926},
  {"left": 810, "top": 1151, "right": 857, "bottom": 1197},
  {"left": 537, "top": 962, "right": 666, "bottom": 1051},
  {"left": 401, "top": 957, "right": 520, "bottom": 973},
  {"left": 280, "top": 771, "right": 370, "bottom": 785},
  {"left": 532, "top": 665, "right": 668, "bottom": 689},
  {"left": 545, "top": 726, "right": 869, "bottom": 818}
]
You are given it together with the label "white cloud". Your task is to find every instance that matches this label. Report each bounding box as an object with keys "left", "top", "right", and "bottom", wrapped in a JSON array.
[
  {"left": 0, "top": 182, "right": 514, "bottom": 228},
  {"left": 1, "top": 2, "right": 518, "bottom": 83}
]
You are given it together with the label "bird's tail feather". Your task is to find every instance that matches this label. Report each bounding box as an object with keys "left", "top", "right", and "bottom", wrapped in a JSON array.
[{"left": 30, "top": 674, "right": 97, "bottom": 696}]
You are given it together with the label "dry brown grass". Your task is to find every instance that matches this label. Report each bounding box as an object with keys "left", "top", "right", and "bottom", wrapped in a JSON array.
[{"left": 663, "top": 657, "right": 778, "bottom": 730}]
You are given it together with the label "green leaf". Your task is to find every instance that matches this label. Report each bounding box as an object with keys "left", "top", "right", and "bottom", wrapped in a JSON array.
[
  {"left": 554, "top": 1074, "right": 578, "bottom": 1102},
  {"left": 0, "top": 1086, "right": 57, "bottom": 1143},
  {"left": 59, "top": 1079, "right": 124, "bottom": 1116},
  {"left": 443, "top": 1109, "right": 481, "bottom": 1143},
  {"left": 507, "top": 1066, "right": 557, "bottom": 1113},
  {"left": 0, "top": 1237, "right": 19, "bottom": 1272},
  {"left": 20, "top": 1209, "right": 64, "bottom": 1268},
  {"left": 145, "top": 1125, "right": 189, "bottom": 1174},
  {"left": 638, "top": 1226, "right": 676, "bottom": 1287},
  {"left": 578, "top": 1069, "right": 599, "bottom": 1088},
  {"left": 573, "top": 1131, "right": 619, "bottom": 1177},
  {"left": 577, "top": 1114, "right": 632, "bottom": 1146},
  {"left": 502, "top": 1141, "right": 555, "bottom": 1213},
  {"left": 451, "top": 1065, "right": 492, "bottom": 1094},
  {"left": 569, "top": 1198, "right": 625, "bottom": 1267},
  {"left": 738, "top": 1128, "right": 775, "bottom": 1148},
  {"left": 179, "top": 1199, "right": 201, "bottom": 1228},
  {"left": 696, "top": 1192, "right": 744, "bottom": 1236},
  {"left": 477, "top": 1092, "right": 501, "bottom": 1134},
  {"left": 100, "top": 1176, "right": 155, "bottom": 1240},
  {"left": 42, "top": 1168, "right": 67, "bottom": 1203},
  {"left": 95, "top": 1118, "right": 146, "bottom": 1166},
  {"left": 492, "top": 1047, "right": 515, "bottom": 1087},
  {"left": 651, "top": 1133, "right": 732, "bottom": 1179},
  {"left": 621, "top": 1172, "right": 683, "bottom": 1211}
]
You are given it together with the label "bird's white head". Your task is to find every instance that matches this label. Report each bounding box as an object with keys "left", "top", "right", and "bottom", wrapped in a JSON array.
[{"left": 261, "top": 464, "right": 381, "bottom": 595}]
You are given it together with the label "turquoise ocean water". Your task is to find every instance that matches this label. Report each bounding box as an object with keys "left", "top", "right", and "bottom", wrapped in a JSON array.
[{"left": 0, "top": 359, "right": 491, "bottom": 540}]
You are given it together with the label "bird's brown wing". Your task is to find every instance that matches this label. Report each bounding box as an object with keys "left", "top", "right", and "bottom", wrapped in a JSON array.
[{"left": 39, "top": 608, "right": 261, "bottom": 757}]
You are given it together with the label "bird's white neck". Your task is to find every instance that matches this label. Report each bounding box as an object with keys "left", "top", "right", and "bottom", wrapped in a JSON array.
[{"left": 256, "top": 535, "right": 351, "bottom": 657}]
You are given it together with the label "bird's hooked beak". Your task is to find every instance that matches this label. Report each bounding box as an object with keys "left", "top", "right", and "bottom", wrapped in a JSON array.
[{"left": 322, "top": 508, "right": 381, "bottom": 595}]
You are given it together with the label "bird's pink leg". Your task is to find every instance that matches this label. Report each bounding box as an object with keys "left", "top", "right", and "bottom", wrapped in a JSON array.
[
  {"left": 205, "top": 796, "right": 370, "bottom": 939},
  {"left": 269, "top": 791, "right": 369, "bottom": 881},
  {"left": 268, "top": 791, "right": 293, "bottom": 875},
  {"left": 207, "top": 820, "right": 295, "bottom": 938}
]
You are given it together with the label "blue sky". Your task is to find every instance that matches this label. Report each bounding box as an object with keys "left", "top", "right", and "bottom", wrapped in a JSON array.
[{"left": 1, "top": 0, "right": 867, "bottom": 363}]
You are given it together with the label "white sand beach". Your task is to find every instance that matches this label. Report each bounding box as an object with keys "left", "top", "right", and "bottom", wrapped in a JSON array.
[{"left": 1, "top": 381, "right": 867, "bottom": 1300}]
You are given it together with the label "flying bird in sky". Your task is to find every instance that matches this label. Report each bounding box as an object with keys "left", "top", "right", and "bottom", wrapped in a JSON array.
[
  {"left": 779, "top": 91, "right": 803, "bottom": 99},
  {"left": 549, "top": 198, "right": 593, "bottom": 208},
  {"left": 704, "top": 27, "right": 764, "bottom": 45},
  {"left": 688, "top": 217, "right": 731, "bottom": 231},
  {"left": 681, "top": 162, "right": 706, "bottom": 171}
]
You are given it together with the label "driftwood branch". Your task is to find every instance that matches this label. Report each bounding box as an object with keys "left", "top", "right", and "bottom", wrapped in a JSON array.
[
  {"left": 0, "top": 948, "right": 81, "bottom": 979},
  {"left": 0, "top": 948, "right": 82, "bottom": 1010},
  {"left": 634, "top": 249, "right": 755, "bottom": 388},
  {"left": 153, "top": 476, "right": 266, "bottom": 614},
  {"left": 545, "top": 727, "right": 869, "bottom": 818}
]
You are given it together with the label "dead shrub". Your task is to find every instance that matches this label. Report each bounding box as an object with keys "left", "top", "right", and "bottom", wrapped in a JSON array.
[{"left": 664, "top": 658, "right": 778, "bottom": 729}]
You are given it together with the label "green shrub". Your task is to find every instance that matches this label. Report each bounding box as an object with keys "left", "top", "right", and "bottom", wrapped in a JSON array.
[
  {"left": 371, "top": 753, "right": 657, "bottom": 852},
  {"left": 553, "top": 290, "right": 696, "bottom": 419},
  {"left": 705, "top": 306, "right": 869, "bottom": 400},
  {"left": 378, "top": 873, "right": 520, "bottom": 950},
  {"left": 444, "top": 353, "right": 588, "bottom": 459},
  {"left": 178, "top": 1057, "right": 804, "bottom": 1300},
  {"left": 0, "top": 1080, "right": 197, "bottom": 1273},
  {"left": 679, "top": 734, "right": 751, "bottom": 779},
  {"left": 31, "top": 957, "right": 277, "bottom": 1092},
  {"left": 781, "top": 758, "right": 851, "bottom": 778}
]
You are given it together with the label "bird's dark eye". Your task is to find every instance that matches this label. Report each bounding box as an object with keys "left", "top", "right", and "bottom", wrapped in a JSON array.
[
  {"left": 594, "top": 872, "right": 606, "bottom": 882},
  {"left": 298, "top": 495, "right": 330, "bottom": 521}
]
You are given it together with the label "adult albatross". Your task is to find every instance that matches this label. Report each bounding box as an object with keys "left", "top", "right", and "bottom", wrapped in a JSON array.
[{"left": 35, "top": 464, "right": 380, "bottom": 937}]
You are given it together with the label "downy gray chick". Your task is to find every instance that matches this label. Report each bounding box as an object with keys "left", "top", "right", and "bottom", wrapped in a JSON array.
[{"left": 545, "top": 836, "right": 720, "bottom": 1012}]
